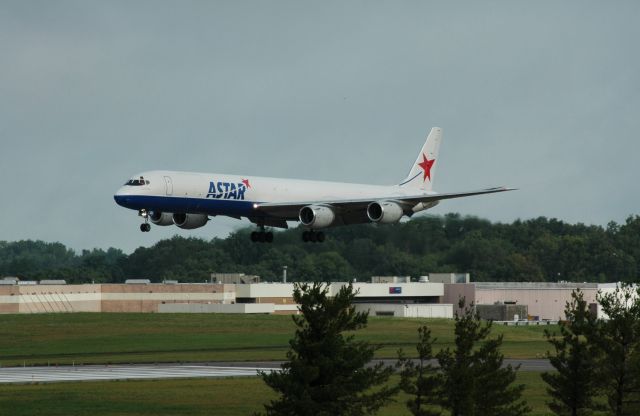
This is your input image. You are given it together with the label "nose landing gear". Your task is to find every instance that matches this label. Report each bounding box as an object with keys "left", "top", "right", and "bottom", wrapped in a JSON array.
[{"left": 139, "top": 209, "right": 151, "bottom": 232}]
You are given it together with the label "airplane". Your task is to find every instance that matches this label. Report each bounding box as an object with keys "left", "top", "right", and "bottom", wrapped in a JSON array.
[{"left": 114, "top": 127, "right": 514, "bottom": 243}]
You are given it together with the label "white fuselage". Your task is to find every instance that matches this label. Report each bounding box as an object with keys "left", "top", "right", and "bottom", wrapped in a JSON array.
[{"left": 114, "top": 170, "right": 428, "bottom": 219}]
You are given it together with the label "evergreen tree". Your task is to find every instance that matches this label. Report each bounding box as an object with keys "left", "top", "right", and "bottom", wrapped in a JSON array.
[
  {"left": 436, "top": 298, "right": 530, "bottom": 416},
  {"left": 258, "top": 282, "right": 397, "bottom": 416},
  {"left": 397, "top": 325, "right": 442, "bottom": 416},
  {"left": 590, "top": 283, "right": 640, "bottom": 416},
  {"left": 542, "top": 289, "right": 600, "bottom": 416}
]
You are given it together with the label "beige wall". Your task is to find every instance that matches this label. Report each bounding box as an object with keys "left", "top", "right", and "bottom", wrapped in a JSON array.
[
  {"left": 253, "top": 296, "right": 296, "bottom": 305},
  {"left": 14, "top": 285, "right": 101, "bottom": 313},
  {"left": 441, "top": 284, "right": 477, "bottom": 316},
  {"left": 476, "top": 288, "right": 599, "bottom": 321},
  {"left": 100, "top": 283, "right": 230, "bottom": 312},
  {"left": 355, "top": 303, "right": 453, "bottom": 318},
  {"left": 273, "top": 309, "right": 299, "bottom": 315},
  {"left": 442, "top": 283, "right": 602, "bottom": 320},
  {"left": 0, "top": 286, "right": 19, "bottom": 313},
  {"left": 0, "top": 284, "right": 231, "bottom": 314}
]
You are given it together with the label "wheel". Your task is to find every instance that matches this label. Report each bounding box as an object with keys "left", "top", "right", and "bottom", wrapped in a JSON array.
[
  {"left": 317, "top": 232, "right": 325, "bottom": 242},
  {"left": 250, "top": 232, "right": 258, "bottom": 242},
  {"left": 309, "top": 231, "right": 317, "bottom": 243},
  {"left": 257, "top": 232, "right": 266, "bottom": 243},
  {"left": 265, "top": 232, "right": 274, "bottom": 243},
  {"left": 302, "top": 231, "right": 309, "bottom": 242},
  {"left": 140, "top": 224, "right": 146, "bottom": 232}
]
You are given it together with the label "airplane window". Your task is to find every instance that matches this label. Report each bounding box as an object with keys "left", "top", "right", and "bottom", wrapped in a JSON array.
[
  {"left": 124, "top": 179, "right": 145, "bottom": 186},
  {"left": 145, "top": 180, "right": 150, "bottom": 185}
]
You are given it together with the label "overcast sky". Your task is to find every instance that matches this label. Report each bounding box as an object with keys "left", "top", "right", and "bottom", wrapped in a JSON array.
[{"left": 1, "top": 1, "right": 639, "bottom": 253}]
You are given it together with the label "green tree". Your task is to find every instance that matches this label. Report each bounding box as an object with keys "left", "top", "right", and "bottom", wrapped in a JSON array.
[
  {"left": 2, "top": 212, "right": 640, "bottom": 283},
  {"left": 258, "top": 282, "right": 397, "bottom": 416},
  {"left": 437, "top": 298, "right": 530, "bottom": 416},
  {"left": 591, "top": 283, "right": 640, "bottom": 416},
  {"left": 613, "top": 216, "right": 640, "bottom": 281},
  {"left": 542, "top": 289, "right": 600, "bottom": 416},
  {"left": 397, "top": 325, "right": 442, "bottom": 416},
  {"left": 312, "top": 252, "right": 354, "bottom": 282}
]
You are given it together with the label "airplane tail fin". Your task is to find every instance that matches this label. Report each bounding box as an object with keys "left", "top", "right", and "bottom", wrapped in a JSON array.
[{"left": 398, "top": 127, "right": 442, "bottom": 191}]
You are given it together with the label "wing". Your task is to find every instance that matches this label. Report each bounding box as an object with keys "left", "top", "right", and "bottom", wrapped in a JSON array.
[{"left": 254, "top": 186, "right": 515, "bottom": 222}]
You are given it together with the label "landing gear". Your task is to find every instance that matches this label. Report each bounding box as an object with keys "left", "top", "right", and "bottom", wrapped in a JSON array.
[
  {"left": 302, "top": 230, "right": 325, "bottom": 243},
  {"left": 250, "top": 229, "right": 273, "bottom": 243},
  {"left": 139, "top": 209, "right": 151, "bottom": 232}
]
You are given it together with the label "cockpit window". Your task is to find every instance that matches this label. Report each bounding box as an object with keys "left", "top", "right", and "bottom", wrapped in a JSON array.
[{"left": 124, "top": 179, "right": 149, "bottom": 186}]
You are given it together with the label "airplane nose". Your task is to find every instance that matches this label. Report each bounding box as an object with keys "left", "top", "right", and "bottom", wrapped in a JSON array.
[
  {"left": 114, "top": 187, "right": 130, "bottom": 207},
  {"left": 114, "top": 194, "right": 128, "bottom": 207}
]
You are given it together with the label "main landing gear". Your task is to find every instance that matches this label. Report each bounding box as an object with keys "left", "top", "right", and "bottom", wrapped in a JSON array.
[
  {"left": 250, "top": 228, "right": 273, "bottom": 243},
  {"left": 139, "top": 209, "right": 151, "bottom": 232},
  {"left": 302, "top": 230, "right": 325, "bottom": 243}
]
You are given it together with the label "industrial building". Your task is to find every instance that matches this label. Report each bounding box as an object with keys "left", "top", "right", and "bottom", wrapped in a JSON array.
[
  {"left": 0, "top": 281, "right": 234, "bottom": 313},
  {"left": 0, "top": 275, "right": 625, "bottom": 320},
  {"left": 0, "top": 276, "right": 447, "bottom": 316}
]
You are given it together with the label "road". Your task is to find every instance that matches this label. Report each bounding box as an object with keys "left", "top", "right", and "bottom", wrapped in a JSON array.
[{"left": 0, "top": 359, "right": 551, "bottom": 384}]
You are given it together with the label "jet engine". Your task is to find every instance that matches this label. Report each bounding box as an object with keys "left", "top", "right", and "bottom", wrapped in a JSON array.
[
  {"left": 367, "top": 201, "right": 404, "bottom": 224},
  {"left": 299, "top": 205, "right": 335, "bottom": 229},
  {"left": 149, "top": 211, "right": 173, "bottom": 226},
  {"left": 172, "top": 213, "right": 209, "bottom": 229}
]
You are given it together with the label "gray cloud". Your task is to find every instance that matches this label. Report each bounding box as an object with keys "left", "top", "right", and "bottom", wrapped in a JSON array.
[{"left": 1, "top": 1, "right": 638, "bottom": 252}]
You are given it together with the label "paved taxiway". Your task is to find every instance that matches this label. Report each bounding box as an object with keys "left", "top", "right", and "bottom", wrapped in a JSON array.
[
  {"left": 0, "top": 359, "right": 550, "bottom": 384},
  {"left": 0, "top": 364, "right": 278, "bottom": 384}
]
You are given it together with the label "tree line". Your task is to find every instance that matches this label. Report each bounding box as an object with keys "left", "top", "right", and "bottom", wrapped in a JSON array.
[
  {"left": 259, "top": 282, "right": 640, "bottom": 415},
  {"left": 1, "top": 214, "right": 639, "bottom": 283}
]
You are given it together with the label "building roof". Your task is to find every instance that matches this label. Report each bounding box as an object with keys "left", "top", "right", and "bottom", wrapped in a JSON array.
[{"left": 474, "top": 282, "right": 600, "bottom": 290}]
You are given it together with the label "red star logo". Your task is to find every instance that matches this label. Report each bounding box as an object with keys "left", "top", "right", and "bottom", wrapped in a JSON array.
[
  {"left": 242, "top": 179, "right": 251, "bottom": 188},
  {"left": 418, "top": 153, "right": 435, "bottom": 182}
]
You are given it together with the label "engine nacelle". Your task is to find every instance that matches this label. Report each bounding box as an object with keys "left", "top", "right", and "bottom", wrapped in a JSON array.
[
  {"left": 299, "top": 205, "right": 335, "bottom": 229},
  {"left": 367, "top": 201, "right": 404, "bottom": 224},
  {"left": 149, "top": 210, "right": 173, "bottom": 226},
  {"left": 172, "top": 213, "right": 209, "bottom": 229}
]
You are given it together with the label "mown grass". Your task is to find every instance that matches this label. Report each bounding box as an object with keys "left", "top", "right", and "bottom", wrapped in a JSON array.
[
  {"left": 0, "top": 372, "right": 551, "bottom": 416},
  {"left": 0, "top": 313, "right": 551, "bottom": 366}
]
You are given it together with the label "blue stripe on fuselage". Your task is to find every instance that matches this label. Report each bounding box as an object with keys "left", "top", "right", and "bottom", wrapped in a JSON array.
[{"left": 113, "top": 195, "right": 256, "bottom": 217}]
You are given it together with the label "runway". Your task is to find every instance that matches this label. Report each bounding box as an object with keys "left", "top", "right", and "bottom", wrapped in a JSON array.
[
  {"left": 0, "top": 364, "right": 278, "bottom": 384},
  {"left": 0, "top": 359, "right": 551, "bottom": 384}
]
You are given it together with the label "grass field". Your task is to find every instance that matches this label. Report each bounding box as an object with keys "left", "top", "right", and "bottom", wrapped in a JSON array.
[
  {"left": 0, "top": 372, "right": 551, "bottom": 416},
  {"left": 0, "top": 313, "right": 552, "bottom": 366}
]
